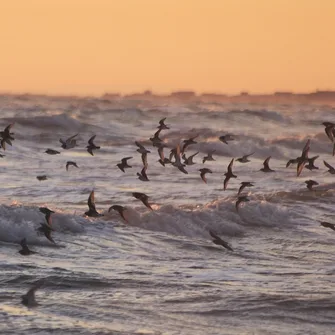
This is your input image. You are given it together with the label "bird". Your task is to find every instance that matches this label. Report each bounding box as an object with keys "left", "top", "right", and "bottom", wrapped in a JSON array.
[
  {"left": 181, "top": 135, "right": 198, "bottom": 153},
  {"left": 238, "top": 181, "right": 254, "bottom": 195},
  {"left": 296, "top": 139, "right": 310, "bottom": 177},
  {"left": 182, "top": 152, "right": 198, "bottom": 165},
  {"left": 0, "top": 123, "right": 15, "bottom": 150},
  {"left": 19, "top": 238, "right": 36, "bottom": 256},
  {"left": 202, "top": 150, "right": 216, "bottom": 164},
  {"left": 236, "top": 196, "right": 250, "bottom": 211},
  {"left": 157, "top": 144, "right": 171, "bottom": 167},
  {"left": 223, "top": 158, "right": 237, "bottom": 190},
  {"left": 260, "top": 156, "right": 275, "bottom": 172},
  {"left": 59, "top": 134, "right": 78, "bottom": 149},
  {"left": 323, "top": 160, "right": 335, "bottom": 174},
  {"left": 322, "top": 122, "right": 335, "bottom": 142},
  {"left": 305, "top": 180, "right": 318, "bottom": 190},
  {"left": 21, "top": 282, "right": 43, "bottom": 307},
  {"left": 132, "top": 192, "right": 153, "bottom": 210},
  {"left": 236, "top": 152, "right": 254, "bottom": 163},
  {"left": 37, "top": 222, "right": 55, "bottom": 244},
  {"left": 172, "top": 143, "right": 188, "bottom": 174},
  {"left": 286, "top": 158, "right": 299, "bottom": 168},
  {"left": 209, "top": 230, "right": 233, "bottom": 251},
  {"left": 108, "top": 205, "right": 128, "bottom": 222},
  {"left": 149, "top": 129, "right": 163, "bottom": 147},
  {"left": 86, "top": 135, "right": 100, "bottom": 156},
  {"left": 66, "top": 161, "right": 79, "bottom": 171},
  {"left": 85, "top": 190, "right": 104, "bottom": 217},
  {"left": 137, "top": 166, "right": 149, "bottom": 181},
  {"left": 219, "top": 134, "right": 234, "bottom": 144},
  {"left": 39, "top": 207, "right": 55, "bottom": 222},
  {"left": 305, "top": 156, "right": 319, "bottom": 171},
  {"left": 135, "top": 141, "right": 150, "bottom": 166},
  {"left": 117, "top": 157, "right": 133, "bottom": 172},
  {"left": 157, "top": 117, "right": 169, "bottom": 130},
  {"left": 36, "top": 175, "right": 48, "bottom": 181},
  {"left": 199, "top": 168, "right": 212, "bottom": 184},
  {"left": 320, "top": 221, "right": 335, "bottom": 231},
  {"left": 45, "top": 149, "right": 60, "bottom": 155}
]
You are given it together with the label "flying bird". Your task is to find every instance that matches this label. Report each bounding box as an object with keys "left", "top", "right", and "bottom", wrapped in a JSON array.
[
  {"left": 182, "top": 152, "right": 198, "bottom": 165},
  {"left": 236, "top": 196, "right": 250, "bottom": 211},
  {"left": 172, "top": 143, "right": 188, "bottom": 174},
  {"left": 132, "top": 192, "right": 153, "bottom": 210},
  {"left": 305, "top": 156, "right": 319, "bottom": 171},
  {"left": 305, "top": 180, "right": 318, "bottom": 190},
  {"left": 117, "top": 157, "right": 133, "bottom": 172},
  {"left": 202, "top": 150, "right": 216, "bottom": 164},
  {"left": 260, "top": 156, "right": 275, "bottom": 172},
  {"left": 157, "top": 144, "right": 171, "bottom": 167},
  {"left": 86, "top": 135, "right": 101, "bottom": 156},
  {"left": 108, "top": 205, "right": 128, "bottom": 222},
  {"left": 223, "top": 158, "right": 237, "bottom": 190},
  {"left": 0, "top": 123, "right": 15, "bottom": 150},
  {"left": 296, "top": 139, "right": 310, "bottom": 177},
  {"left": 19, "top": 238, "right": 36, "bottom": 256},
  {"left": 199, "top": 168, "right": 212, "bottom": 184},
  {"left": 60, "top": 133, "right": 78, "bottom": 149},
  {"left": 157, "top": 117, "right": 170, "bottom": 130},
  {"left": 181, "top": 135, "right": 198, "bottom": 153},
  {"left": 219, "top": 134, "right": 234, "bottom": 144},
  {"left": 209, "top": 230, "right": 233, "bottom": 251},
  {"left": 21, "top": 282, "right": 43, "bottom": 307},
  {"left": 323, "top": 160, "right": 335, "bottom": 174},
  {"left": 320, "top": 221, "right": 335, "bottom": 231},
  {"left": 85, "top": 190, "right": 104, "bottom": 217},
  {"left": 66, "top": 161, "right": 79, "bottom": 171},
  {"left": 238, "top": 181, "right": 254, "bottom": 195},
  {"left": 149, "top": 129, "right": 163, "bottom": 147},
  {"left": 137, "top": 166, "right": 150, "bottom": 181},
  {"left": 135, "top": 141, "right": 150, "bottom": 166},
  {"left": 36, "top": 175, "right": 48, "bottom": 181},
  {"left": 236, "top": 152, "right": 254, "bottom": 163},
  {"left": 45, "top": 149, "right": 60, "bottom": 155}
]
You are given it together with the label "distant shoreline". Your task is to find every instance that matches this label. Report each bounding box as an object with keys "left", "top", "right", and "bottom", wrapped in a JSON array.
[{"left": 2, "top": 90, "right": 335, "bottom": 105}]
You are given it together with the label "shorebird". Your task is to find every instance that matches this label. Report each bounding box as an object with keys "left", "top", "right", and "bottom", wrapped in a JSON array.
[
  {"left": 66, "top": 161, "right": 79, "bottom": 171},
  {"left": 21, "top": 282, "right": 43, "bottom": 307},
  {"left": 157, "top": 144, "right": 170, "bottom": 166},
  {"left": 60, "top": 134, "right": 78, "bottom": 149},
  {"left": 45, "top": 149, "right": 60, "bottom": 155},
  {"left": 0, "top": 123, "right": 15, "bottom": 150},
  {"left": 219, "top": 134, "right": 234, "bottom": 144},
  {"left": 182, "top": 152, "right": 198, "bottom": 165},
  {"left": 296, "top": 139, "right": 310, "bottom": 177},
  {"left": 236, "top": 196, "right": 250, "bottom": 211},
  {"left": 199, "top": 168, "right": 212, "bottom": 184},
  {"left": 238, "top": 181, "right": 254, "bottom": 195},
  {"left": 323, "top": 160, "right": 335, "bottom": 174},
  {"left": 181, "top": 135, "right": 198, "bottom": 153},
  {"left": 305, "top": 180, "right": 318, "bottom": 190},
  {"left": 223, "top": 158, "right": 237, "bottom": 190},
  {"left": 135, "top": 141, "right": 150, "bottom": 166},
  {"left": 322, "top": 122, "right": 335, "bottom": 142},
  {"left": 320, "top": 221, "right": 335, "bottom": 231},
  {"left": 157, "top": 117, "right": 170, "bottom": 130},
  {"left": 132, "top": 192, "right": 153, "bottom": 210},
  {"left": 137, "top": 166, "right": 149, "bottom": 181},
  {"left": 86, "top": 135, "right": 100, "bottom": 156},
  {"left": 36, "top": 175, "right": 48, "bottom": 181},
  {"left": 108, "top": 205, "right": 128, "bottom": 222},
  {"left": 117, "top": 157, "right": 133, "bottom": 172},
  {"left": 19, "top": 238, "right": 36, "bottom": 256},
  {"left": 85, "top": 190, "right": 104, "bottom": 217},
  {"left": 305, "top": 156, "right": 319, "bottom": 171},
  {"left": 286, "top": 158, "right": 299, "bottom": 168},
  {"left": 236, "top": 152, "right": 254, "bottom": 163},
  {"left": 172, "top": 143, "right": 188, "bottom": 174},
  {"left": 260, "top": 156, "right": 275, "bottom": 172},
  {"left": 37, "top": 208, "right": 55, "bottom": 243},
  {"left": 209, "top": 230, "right": 233, "bottom": 251},
  {"left": 149, "top": 129, "right": 163, "bottom": 147},
  {"left": 202, "top": 150, "right": 216, "bottom": 164}
]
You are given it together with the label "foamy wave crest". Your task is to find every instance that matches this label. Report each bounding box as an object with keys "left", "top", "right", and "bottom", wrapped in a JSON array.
[{"left": 0, "top": 205, "right": 86, "bottom": 245}]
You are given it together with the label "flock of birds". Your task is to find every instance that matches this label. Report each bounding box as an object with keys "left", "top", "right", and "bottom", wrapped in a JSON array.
[{"left": 1, "top": 117, "right": 335, "bottom": 307}]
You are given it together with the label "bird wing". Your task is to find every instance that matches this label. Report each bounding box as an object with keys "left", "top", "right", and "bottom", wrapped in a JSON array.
[{"left": 88, "top": 135, "right": 96, "bottom": 145}]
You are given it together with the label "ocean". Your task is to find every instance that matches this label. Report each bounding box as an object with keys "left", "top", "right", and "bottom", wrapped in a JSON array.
[{"left": 0, "top": 94, "right": 334, "bottom": 335}]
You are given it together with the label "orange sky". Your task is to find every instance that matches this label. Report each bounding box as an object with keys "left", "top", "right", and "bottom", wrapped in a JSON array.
[{"left": 1, "top": 0, "right": 335, "bottom": 96}]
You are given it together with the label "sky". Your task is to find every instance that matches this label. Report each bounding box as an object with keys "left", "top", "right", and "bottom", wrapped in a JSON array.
[{"left": 1, "top": 0, "right": 335, "bottom": 96}]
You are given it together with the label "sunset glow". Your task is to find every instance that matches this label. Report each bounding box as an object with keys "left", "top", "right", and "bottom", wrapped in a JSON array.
[{"left": 1, "top": 0, "right": 335, "bottom": 95}]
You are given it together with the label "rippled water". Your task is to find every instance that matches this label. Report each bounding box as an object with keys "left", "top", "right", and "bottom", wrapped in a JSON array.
[{"left": 0, "top": 94, "right": 334, "bottom": 334}]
